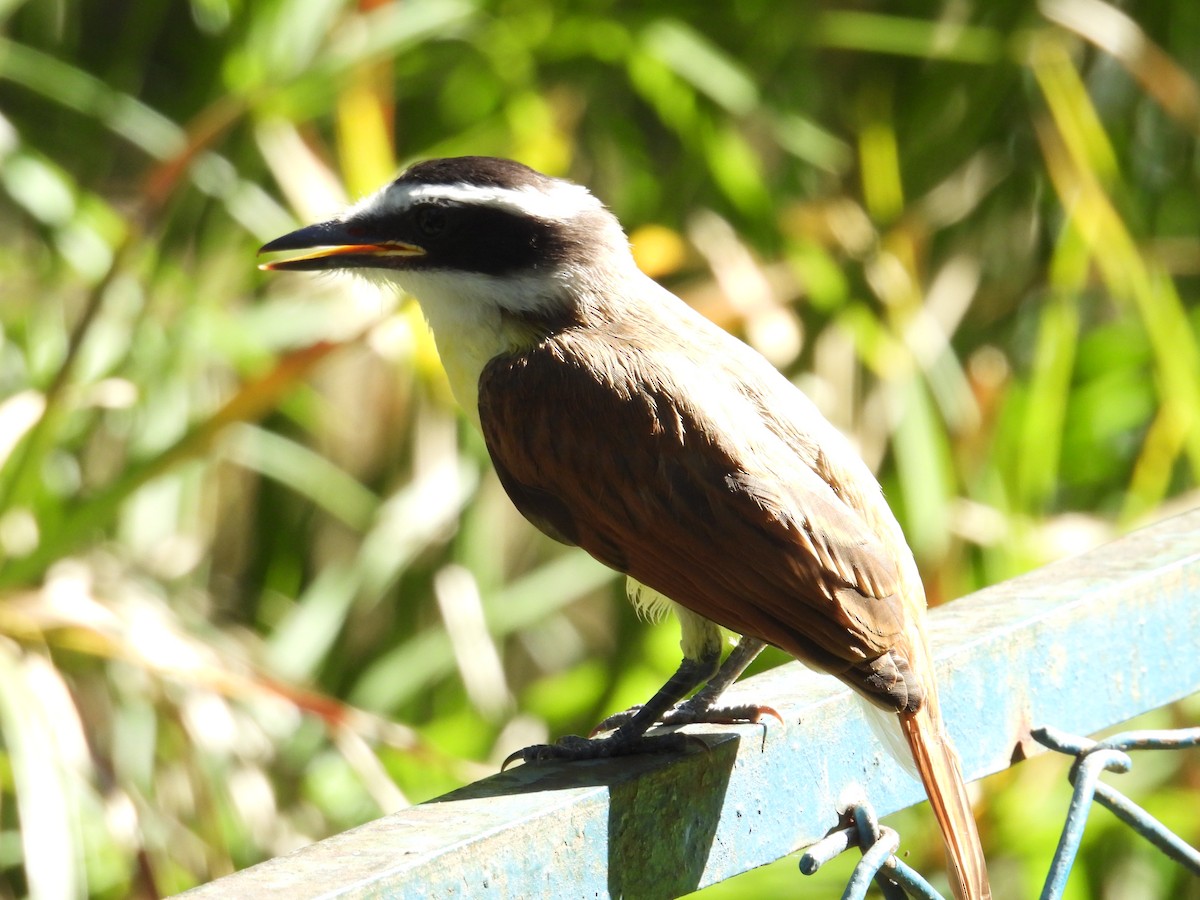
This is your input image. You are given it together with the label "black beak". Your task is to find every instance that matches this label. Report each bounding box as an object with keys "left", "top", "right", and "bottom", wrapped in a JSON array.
[{"left": 258, "top": 220, "right": 425, "bottom": 271}]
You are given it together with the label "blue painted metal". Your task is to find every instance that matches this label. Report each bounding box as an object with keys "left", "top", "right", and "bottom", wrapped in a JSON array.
[
  {"left": 876, "top": 856, "right": 944, "bottom": 900},
  {"left": 1034, "top": 724, "right": 1200, "bottom": 899},
  {"left": 1037, "top": 740, "right": 1134, "bottom": 899},
  {"left": 799, "top": 802, "right": 944, "bottom": 900},
  {"left": 174, "top": 509, "right": 1200, "bottom": 899},
  {"left": 1091, "top": 776, "right": 1200, "bottom": 873},
  {"left": 844, "top": 828, "right": 901, "bottom": 900},
  {"left": 847, "top": 804, "right": 909, "bottom": 900},
  {"left": 1098, "top": 727, "right": 1200, "bottom": 753}
]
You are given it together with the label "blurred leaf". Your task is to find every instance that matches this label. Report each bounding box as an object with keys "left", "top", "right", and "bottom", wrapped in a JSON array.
[
  {"left": 0, "top": 36, "right": 184, "bottom": 158},
  {"left": 815, "top": 10, "right": 1005, "bottom": 62},
  {"left": 0, "top": 645, "right": 87, "bottom": 900},
  {"left": 220, "top": 423, "right": 378, "bottom": 530},
  {"left": 642, "top": 19, "right": 757, "bottom": 115}
]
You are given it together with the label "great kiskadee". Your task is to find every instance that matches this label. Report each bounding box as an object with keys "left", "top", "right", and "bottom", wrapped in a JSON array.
[{"left": 260, "top": 156, "right": 990, "bottom": 899}]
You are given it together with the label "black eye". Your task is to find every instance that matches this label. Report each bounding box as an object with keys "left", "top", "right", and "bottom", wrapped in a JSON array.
[{"left": 415, "top": 206, "right": 447, "bottom": 238}]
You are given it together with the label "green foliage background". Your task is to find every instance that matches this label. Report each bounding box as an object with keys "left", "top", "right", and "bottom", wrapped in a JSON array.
[{"left": 0, "top": 0, "right": 1198, "bottom": 897}]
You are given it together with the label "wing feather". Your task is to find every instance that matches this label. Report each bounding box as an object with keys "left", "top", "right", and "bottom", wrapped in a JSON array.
[{"left": 479, "top": 322, "right": 917, "bottom": 706}]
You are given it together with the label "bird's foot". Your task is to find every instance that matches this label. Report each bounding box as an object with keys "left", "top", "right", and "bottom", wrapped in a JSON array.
[
  {"left": 589, "top": 698, "right": 783, "bottom": 737},
  {"left": 501, "top": 730, "right": 697, "bottom": 770}
]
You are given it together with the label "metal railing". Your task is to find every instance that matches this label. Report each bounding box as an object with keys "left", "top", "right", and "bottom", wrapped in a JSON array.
[{"left": 177, "top": 508, "right": 1200, "bottom": 899}]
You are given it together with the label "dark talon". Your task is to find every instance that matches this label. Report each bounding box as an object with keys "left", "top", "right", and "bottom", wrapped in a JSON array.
[
  {"left": 507, "top": 637, "right": 777, "bottom": 769},
  {"left": 501, "top": 748, "right": 524, "bottom": 771},
  {"left": 501, "top": 741, "right": 570, "bottom": 771}
]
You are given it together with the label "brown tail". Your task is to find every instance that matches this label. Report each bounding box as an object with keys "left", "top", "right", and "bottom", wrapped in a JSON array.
[{"left": 899, "top": 705, "right": 991, "bottom": 900}]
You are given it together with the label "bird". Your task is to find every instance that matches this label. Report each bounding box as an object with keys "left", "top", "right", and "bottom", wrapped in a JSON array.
[{"left": 259, "top": 155, "right": 991, "bottom": 899}]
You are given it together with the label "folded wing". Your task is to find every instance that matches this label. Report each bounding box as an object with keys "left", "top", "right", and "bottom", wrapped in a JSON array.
[{"left": 478, "top": 324, "right": 922, "bottom": 712}]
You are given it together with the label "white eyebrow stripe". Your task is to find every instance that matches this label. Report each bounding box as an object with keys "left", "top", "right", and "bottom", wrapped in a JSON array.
[{"left": 352, "top": 180, "right": 603, "bottom": 222}]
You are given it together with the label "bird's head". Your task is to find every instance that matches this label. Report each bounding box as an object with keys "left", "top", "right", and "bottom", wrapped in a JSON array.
[
  {"left": 259, "top": 156, "right": 636, "bottom": 330},
  {"left": 260, "top": 156, "right": 646, "bottom": 415}
]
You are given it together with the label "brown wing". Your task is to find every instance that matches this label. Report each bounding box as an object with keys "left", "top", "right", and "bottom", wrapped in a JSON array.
[{"left": 478, "top": 327, "right": 919, "bottom": 710}]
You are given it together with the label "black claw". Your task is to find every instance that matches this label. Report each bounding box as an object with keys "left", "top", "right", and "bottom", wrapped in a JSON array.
[{"left": 500, "top": 749, "right": 524, "bottom": 772}]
